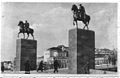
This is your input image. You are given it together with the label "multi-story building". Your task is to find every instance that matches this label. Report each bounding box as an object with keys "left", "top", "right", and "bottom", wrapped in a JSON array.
[
  {"left": 44, "top": 45, "right": 69, "bottom": 68},
  {"left": 95, "top": 48, "right": 117, "bottom": 66},
  {"left": 44, "top": 46, "right": 117, "bottom": 68},
  {"left": 1, "top": 61, "right": 13, "bottom": 70}
]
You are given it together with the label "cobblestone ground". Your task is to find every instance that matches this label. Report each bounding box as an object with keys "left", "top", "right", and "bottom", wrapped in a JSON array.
[
  {"left": 2, "top": 64, "right": 117, "bottom": 74},
  {"left": 2, "top": 68, "right": 68, "bottom": 74},
  {"left": 2, "top": 69, "right": 117, "bottom": 74}
]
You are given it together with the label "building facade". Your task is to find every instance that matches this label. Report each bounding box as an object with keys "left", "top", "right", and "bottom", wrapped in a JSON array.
[
  {"left": 44, "top": 45, "right": 69, "bottom": 69},
  {"left": 44, "top": 47, "right": 117, "bottom": 69},
  {"left": 95, "top": 48, "right": 117, "bottom": 66}
]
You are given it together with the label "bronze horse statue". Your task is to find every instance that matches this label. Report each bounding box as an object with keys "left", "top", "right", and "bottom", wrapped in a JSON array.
[
  {"left": 18, "top": 21, "right": 34, "bottom": 40},
  {"left": 71, "top": 4, "right": 90, "bottom": 30}
]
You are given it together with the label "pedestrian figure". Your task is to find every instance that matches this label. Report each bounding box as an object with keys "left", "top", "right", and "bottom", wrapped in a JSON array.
[
  {"left": 104, "top": 71, "right": 106, "bottom": 74},
  {"left": 43, "top": 62, "right": 47, "bottom": 71},
  {"left": 53, "top": 58, "right": 59, "bottom": 73},
  {"left": 24, "top": 60, "right": 30, "bottom": 74},
  {"left": 1, "top": 63, "right": 4, "bottom": 72},
  {"left": 37, "top": 61, "right": 44, "bottom": 72},
  {"left": 84, "top": 62, "right": 89, "bottom": 74}
]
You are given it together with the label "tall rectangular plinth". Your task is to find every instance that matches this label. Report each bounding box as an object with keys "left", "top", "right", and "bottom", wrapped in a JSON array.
[
  {"left": 15, "top": 39, "right": 37, "bottom": 71},
  {"left": 68, "top": 28, "right": 95, "bottom": 74}
]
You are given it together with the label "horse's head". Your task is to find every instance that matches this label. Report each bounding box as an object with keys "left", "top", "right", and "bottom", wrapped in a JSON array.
[
  {"left": 18, "top": 21, "right": 23, "bottom": 26},
  {"left": 71, "top": 4, "right": 78, "bottom": 13},
  {"left": 18, "top": 21, "right": 25, "bottom": 29}
]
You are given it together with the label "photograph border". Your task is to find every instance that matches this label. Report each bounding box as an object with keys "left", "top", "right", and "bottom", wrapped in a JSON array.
[{"left": 0, "top": 0, "right": 120, "bottom": 78}]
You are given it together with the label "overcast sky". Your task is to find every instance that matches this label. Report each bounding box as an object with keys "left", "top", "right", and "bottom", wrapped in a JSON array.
[{"left": 1, "top": 3, "right": 117, "bottom": 61}]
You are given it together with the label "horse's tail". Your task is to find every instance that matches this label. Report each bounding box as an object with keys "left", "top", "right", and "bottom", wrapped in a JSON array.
[
  {"left": 32, "top": 29, "right": 34, "bottom": 33},
  {"left": 86, "top": 15, "right": 90, "bottom": 25},
  {"left": 29, "top": 28, "right": 34, "bottom": 33},
  {"left": 88, "top": 15, "right": 90, "bottom": 25}
]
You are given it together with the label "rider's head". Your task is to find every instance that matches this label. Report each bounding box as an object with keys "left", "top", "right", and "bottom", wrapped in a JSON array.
[
  {"left": 79, "top": 4, "right": 82, "bottom": 6},
  {"left": 25, "top": 20, "right": 27, "bottom": 23}
]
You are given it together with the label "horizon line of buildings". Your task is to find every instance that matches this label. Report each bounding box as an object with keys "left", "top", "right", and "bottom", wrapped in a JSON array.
[{"left": 1, "top": 45, "right": 117, "bottom": 70}]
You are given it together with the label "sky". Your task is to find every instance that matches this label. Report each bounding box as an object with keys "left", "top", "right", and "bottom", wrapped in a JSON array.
[{"left": 1, "top": 3, "right": 117, "bottom": 61}]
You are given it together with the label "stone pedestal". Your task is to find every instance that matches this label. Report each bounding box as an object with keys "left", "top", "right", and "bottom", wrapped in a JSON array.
[
  {"left": 68, "top": 28, "right": 95, "bottom": 74},
  {"left": 15, "top": 39, "right": 37, "bottom": 71}
]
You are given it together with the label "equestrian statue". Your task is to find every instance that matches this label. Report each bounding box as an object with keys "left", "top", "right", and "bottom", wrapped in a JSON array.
[
  {"left": 17, "top": 20, "right": 34, "bottom": 40},
  {"left": 71, "top": 4, "right": 90, "bottom": 30}
]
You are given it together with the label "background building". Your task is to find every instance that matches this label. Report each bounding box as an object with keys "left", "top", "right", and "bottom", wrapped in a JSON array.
[
  {"left": 44, "top": 46, "right": 117, "bottom": 69},
  {"left": 1, "top": 61, "right": 13, "bottom": 71},
  {"left": 95, "top": 48, "right": 117, "bottom": 66},
  {"left": 44, "top": 45, "right": 69, "bottom": 69}
]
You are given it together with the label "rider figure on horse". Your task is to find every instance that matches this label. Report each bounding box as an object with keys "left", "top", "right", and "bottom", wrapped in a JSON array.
[
  {"left": 78, "top": 4, "right": 86, "bottom": 19},
  {"left": 24, "top": 20, "right": 30, "bottom": 31}
]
